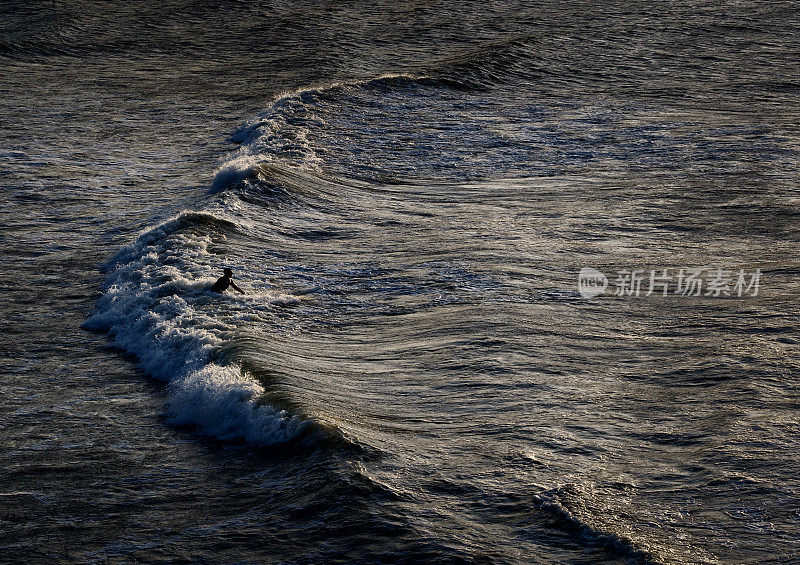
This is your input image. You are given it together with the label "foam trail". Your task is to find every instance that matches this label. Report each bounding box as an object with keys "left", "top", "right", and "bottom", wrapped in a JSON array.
[{"left": 84, "top": 212, "right": 312, "bottom": 446}]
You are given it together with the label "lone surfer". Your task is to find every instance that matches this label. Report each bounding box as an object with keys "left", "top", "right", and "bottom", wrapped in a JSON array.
[{"left": 212, "top": 267, "right": 245, "bottom": 294}]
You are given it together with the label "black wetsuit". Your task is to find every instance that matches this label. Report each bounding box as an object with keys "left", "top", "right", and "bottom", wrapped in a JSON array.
[{"left": 212, "top": 275, "right": 244, "bottom": 294}]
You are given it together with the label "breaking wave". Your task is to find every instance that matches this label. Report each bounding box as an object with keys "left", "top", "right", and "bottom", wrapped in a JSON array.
[{"left": 84, "top": 211, "right": 315, "bottom": 446}]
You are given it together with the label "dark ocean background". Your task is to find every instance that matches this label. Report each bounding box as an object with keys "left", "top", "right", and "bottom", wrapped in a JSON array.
[{"left": 2, "top": 1, "right": 799, "bottom": 563}]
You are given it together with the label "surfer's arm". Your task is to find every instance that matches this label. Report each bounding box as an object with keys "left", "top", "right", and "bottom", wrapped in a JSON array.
[{"left": 231, "top": 281, "right": 245, "bottom": 294}]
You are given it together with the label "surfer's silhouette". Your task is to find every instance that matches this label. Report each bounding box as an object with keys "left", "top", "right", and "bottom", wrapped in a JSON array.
[{"left": 212, "top": 267, "right": 245, "bottom": 294}]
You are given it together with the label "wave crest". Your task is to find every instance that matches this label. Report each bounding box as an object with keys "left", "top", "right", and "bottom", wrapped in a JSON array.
[{"left": 532, "top": 484, "right": 659, "bottom": 563}]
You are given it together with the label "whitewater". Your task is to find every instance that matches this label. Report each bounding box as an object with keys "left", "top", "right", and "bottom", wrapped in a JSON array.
[{"left": 2, "top": 1, "right": 799, "bottom": 563}]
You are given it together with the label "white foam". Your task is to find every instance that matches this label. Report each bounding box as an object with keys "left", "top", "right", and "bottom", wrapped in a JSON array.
[
  {"left": 210, "top": 88, "right": 334, "bottom": 194},
  {"left": 210, "top": 155, "right": 263, "bottom": 193},
  {"left": 166, "top": 363, "right": 310, "bottom": 444},
  {"left": 241, "top": 288, "right": 301, "bottom": 307},
  {"left": 85, "top": 214, "right": 313, "bottom": 446}
]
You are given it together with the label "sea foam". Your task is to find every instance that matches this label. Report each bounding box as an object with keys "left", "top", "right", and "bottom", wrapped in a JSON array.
[{"left": 85, "top": 212, "right": 312, "bottom": 446}]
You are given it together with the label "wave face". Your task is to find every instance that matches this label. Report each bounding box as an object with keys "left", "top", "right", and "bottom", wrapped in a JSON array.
[{"left": 69, "top": 8, "right": 800, "bottom": 564}]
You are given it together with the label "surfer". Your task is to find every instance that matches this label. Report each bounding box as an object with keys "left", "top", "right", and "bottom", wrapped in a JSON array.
[{"left": 212, "top": 267, "right": 245, "bottom": 294}]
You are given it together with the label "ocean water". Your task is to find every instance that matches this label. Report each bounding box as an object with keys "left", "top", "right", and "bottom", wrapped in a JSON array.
[{"left": 2, "top": 1, "right": 799, "bottom": 563}]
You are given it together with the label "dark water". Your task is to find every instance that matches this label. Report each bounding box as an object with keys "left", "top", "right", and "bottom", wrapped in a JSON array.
[{"left": 2, "top": 1, "right": 799, "bottom": 563}]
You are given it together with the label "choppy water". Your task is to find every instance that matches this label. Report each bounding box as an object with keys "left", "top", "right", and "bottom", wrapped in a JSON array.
[{"left": 2, "top": 1, "right": 799, "bottom": 563}]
